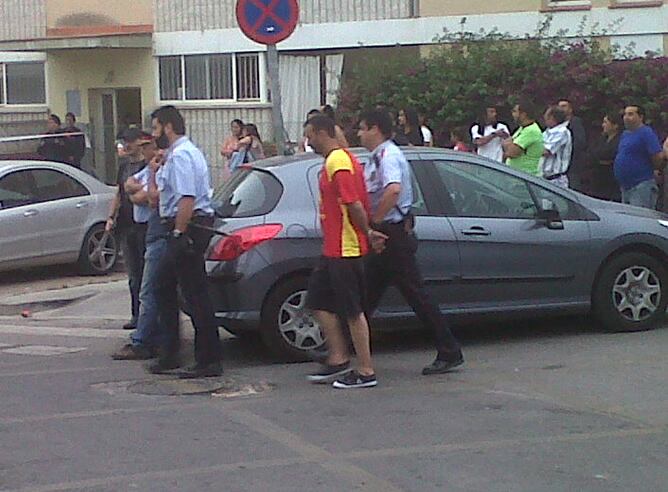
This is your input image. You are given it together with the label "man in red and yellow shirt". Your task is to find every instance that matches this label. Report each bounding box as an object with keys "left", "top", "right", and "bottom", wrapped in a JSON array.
[{"left": 303, "top": 115, "right": 385, "bottom": 389}]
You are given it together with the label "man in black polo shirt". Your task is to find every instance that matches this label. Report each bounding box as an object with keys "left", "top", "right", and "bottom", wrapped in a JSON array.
[{"left": 105, "top": 128, "right": 148, "bottom": 330}]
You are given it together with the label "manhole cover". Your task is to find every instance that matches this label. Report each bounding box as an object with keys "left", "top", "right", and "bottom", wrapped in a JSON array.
[{"left": 91, "top": 377, "right": 274, "bottom": 397}]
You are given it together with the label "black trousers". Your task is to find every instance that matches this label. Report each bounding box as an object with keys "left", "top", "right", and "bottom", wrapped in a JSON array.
[
  {"left": 119, "top": 223, "right": 146, "bottom": 324},
  {"left": 365, "top": 223, "right": 462, "bottom": 359},
  {"left": 156, "top": 219, "right": 222, "bottom": 365}
]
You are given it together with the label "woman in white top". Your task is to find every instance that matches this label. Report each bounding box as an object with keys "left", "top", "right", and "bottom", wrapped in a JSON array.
[
  {"left": 419, "top": 113, "right": 434, "bottom": 147},
  {"left": 470, "top": 106, "right": 510, "bottom": 163}
]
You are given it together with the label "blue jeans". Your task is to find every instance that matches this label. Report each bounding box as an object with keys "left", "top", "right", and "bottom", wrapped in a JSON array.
[
  {"left": 131, "top": 237, "right": 167, "bottom": 350},
  {"left": 621, "top": 179, "right": 658, "bottom": 210}
]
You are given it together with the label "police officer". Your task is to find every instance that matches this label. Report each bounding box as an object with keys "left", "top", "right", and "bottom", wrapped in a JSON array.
[
  {"left": 146, "top": 105, "right": 223, "bottom": 378},
  {"left": 358, "top": 110, "right": 464, "bottom": 375}
]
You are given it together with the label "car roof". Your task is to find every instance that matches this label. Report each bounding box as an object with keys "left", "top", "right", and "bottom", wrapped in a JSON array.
[{"left": 0, "top": 159, "right": 112, "bottom": 193}]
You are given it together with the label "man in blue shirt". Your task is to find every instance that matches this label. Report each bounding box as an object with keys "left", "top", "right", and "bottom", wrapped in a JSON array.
[
  {"left": 146, "top": 106, "right": 223, "bottom": 378},
  {"left": 112, "top": 136, "right": 169, "bottom": 360},
  {"left": 614, "top": 105, "right": 666, "bottom": 209},
  {"left": 358, "top": 110, "right": 464, "bottom": 376}
]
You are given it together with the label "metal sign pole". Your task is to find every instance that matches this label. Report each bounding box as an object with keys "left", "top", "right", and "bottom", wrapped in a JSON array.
[{"left": 266, "top": 43, "right": 287, "bottom": 156}]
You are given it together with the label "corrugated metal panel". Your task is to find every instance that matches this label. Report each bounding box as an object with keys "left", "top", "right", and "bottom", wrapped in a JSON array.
[
  {"left": 0, "top": 112, "right": 48, "bottom": 155},
  {"left": 181, "top": 106, "right": 272, "bottom": 187},
  {"left": 0, "top": 0, "right": 46, "bottom": 41},
  {"left": 154, "top": 0, "right": 411, "bottom": 32}
]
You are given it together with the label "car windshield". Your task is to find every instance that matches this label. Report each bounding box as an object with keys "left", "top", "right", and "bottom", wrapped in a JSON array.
[{"left": 212, "top": 168, "right": 283, "bottom": 218}]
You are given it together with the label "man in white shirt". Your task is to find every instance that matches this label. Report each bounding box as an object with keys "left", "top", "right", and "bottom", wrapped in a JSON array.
[
  {"left": 540, "top": 106, "right": 573, "bottom": 188},
  {"left": 470, "top": 106, "right": 510, "bottom": 163}
]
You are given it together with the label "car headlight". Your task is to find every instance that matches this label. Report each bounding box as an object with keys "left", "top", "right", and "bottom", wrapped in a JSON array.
[{"left": 659, "top": 220, "right": 668, "bottom": 228}]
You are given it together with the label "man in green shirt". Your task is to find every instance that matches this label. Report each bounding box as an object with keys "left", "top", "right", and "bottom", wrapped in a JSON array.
[{"left": 503, "top": 97, "right": 544, "bottom": 176}]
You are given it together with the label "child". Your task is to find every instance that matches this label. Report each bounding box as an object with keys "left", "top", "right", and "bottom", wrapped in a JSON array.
[{"left": 451, "top": 127, "right": 474, "bottom": 153}]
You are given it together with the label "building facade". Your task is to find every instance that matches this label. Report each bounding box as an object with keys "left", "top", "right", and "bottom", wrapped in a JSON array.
[{"left": 0, "top": 0, "right": 666, "bottom": 183}]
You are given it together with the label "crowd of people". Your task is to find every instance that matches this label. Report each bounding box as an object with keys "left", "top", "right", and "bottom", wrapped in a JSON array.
[
  {"left": 441, "top": 98, "right": 667, "bottom": 210},
  {"left": 100, "top": 94, "right": 668, "bottom": 388}
]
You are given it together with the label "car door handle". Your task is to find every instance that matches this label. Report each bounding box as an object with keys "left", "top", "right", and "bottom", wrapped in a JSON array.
[
  {"left": 75, "top": 201, "right": 89, "bottom": 209},
  {"left": 461, "top": 226, "right": 491, "bottom": 236},
  {"left": 23, "top": 209, "right": 39, "bottom": 217}
]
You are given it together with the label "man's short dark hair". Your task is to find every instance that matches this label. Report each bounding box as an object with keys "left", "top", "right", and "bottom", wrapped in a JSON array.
[
  {"left": 123, "top": 127, "right": 143, "bottom": 143},
  {"left": 516, "top": 97, "right": 538, "bottom": 120},
  {"left": 626, "top": 104, "right": 646, "bottom": 119},
  {"left": 359, "top": 110, "right": 394, "bottom": 138},
  {"left": 546, "top": 106, "right": 567, "bottom": 125},
  {"left": 48, "top": 114, "right": 61, "bottom": 126},
  {"left": 65, "top": 112, "right": 76, "bottom": 122},
  {"left": 304, "top": 114, "right": 336, "bottom": 138},
  {"left": 151, "top": 105, "right": 186, "bottom": 135},
  {"left": 604, "top": 109, "right": 624, "bottom": 128}
]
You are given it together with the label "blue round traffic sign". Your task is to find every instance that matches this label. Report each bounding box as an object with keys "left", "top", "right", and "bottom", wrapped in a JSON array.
[{"left": 236, "top": 0, "right": 300, "bottom": 45}]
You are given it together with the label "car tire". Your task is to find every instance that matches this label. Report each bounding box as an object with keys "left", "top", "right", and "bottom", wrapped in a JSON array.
[
  {"left": 593, "top": 252, "right": 668, "bottom": 333},
  {"left": 260, "top": 275, "right": 325, "bottom": 362},
  {"left": 77, "top": 224, "right": 118, "bottom": 275}
]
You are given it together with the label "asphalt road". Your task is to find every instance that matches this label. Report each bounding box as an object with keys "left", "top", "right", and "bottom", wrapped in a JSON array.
[{"left": 0, "top": 279, "right": 666, "bottom": 491}]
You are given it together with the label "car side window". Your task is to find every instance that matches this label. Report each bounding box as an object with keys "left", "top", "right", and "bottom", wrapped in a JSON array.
[
  {"left": 0, "top": 170, "right": 37, "bottom": 209},
  {"left": 433, "top": 160, "right": 537, "bottom": 219},
  {"left": 529, "top": 184, "right": 582, "bottom": 220},
  {"left": 408, "top": 161, "right": 428, "bottom": 216},
  {"left": 30, "top": 169, "right": 88, "bottom": 203}
]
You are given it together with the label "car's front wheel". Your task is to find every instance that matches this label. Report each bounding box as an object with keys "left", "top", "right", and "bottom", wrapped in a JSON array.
[
  {"left": 78, "top": 224, "right": 118, "bottom": 275},
  {"left": 593, "top": 252, "right": 668, "bottom": 332},
  {"left": 260, "top": 275, "right": 325, "bottom": 361}
]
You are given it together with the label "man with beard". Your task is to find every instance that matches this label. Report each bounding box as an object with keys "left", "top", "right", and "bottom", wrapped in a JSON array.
[{"left": 146, "top": 106, "right": 223, "bottom": 378}]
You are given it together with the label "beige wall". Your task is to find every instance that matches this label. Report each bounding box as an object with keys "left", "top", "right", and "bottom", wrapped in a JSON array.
[
  {"left": 420, "top": 0, "right": 541, "bottom": 16},
  {"left": 47, "top": 0, "right": 152, "bottom": 29},
  {"left": 46, "top": 49, "right": 156, "bottom": 124}
]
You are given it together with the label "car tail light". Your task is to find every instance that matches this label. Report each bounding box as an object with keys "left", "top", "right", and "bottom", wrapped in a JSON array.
[{"left": 208, "top": 224, "right": 283, "bottom": 261}]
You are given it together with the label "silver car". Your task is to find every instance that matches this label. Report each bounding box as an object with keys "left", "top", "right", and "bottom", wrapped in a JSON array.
[
  {"left": 0, "top": 160, "right": 118, "bottom": 274},
  {"left": 206, "top": 148, "right": 668, "bottom": 360}
]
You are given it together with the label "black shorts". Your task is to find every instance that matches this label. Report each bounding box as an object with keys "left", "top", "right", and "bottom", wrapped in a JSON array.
[{"left": 305, "top": 256, "right": 367, "bottom": 321}]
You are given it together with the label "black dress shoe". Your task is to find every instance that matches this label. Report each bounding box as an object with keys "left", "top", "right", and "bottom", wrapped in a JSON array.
[
  {"left": 421, "top": 354, "right": 464, "bottom": 376},
  {"left": 145, "top": 357, "right": 181, "bottom": 374},
  {"left": 123, "top": 321, "right": 136, "bottom": 330},
  {"left": 177, "top": 361, "right": 223, "bottom": 379}
]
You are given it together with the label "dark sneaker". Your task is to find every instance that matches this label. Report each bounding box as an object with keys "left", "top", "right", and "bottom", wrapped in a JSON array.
[
  {"left": 122, "top": 321, "right": 136, "bottom": 330},
  {"left": 332, "top": 371, "right": 377, "bottom": 389},
  {"left": 111, "top": 344, "right": 155, "bottom": 360},
  {"left": 177, "top": 361, "right": 223, "bottom": 379},
  {"left": 421, "top": 354, "right": 464, "bottom": 376},
  {"left": 145, "top": 356, "right": 181, "bottom": 375},
  {"left": 306, "top": 362, "right": 351, "bottom": 384}
]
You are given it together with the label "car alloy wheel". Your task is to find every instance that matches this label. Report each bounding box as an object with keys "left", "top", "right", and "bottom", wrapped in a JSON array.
[
  {"left": 87, "top": 229, "right": 117, "bottom": 273},
  {"left": 277, "top": 290, "right": 324, "bottom": 351},
  {"left": 612, "top": 265, "right": 661, "bottom": 322}
]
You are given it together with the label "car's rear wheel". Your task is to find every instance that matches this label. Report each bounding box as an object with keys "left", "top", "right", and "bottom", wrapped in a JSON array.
[
  {"left": 260, "top": 275, "right": 325, "bottom": 361},
  {"left": 593, "top": 252, "right": 668, "bottom": 332},
  {"left": 78, "top": 224, "right": 118, "bottom": 275}
]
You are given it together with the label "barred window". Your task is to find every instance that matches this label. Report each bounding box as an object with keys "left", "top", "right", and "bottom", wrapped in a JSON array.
[
  {"left": 159, "top": 53, "right": 261, "bottom": 102},
  {"left": 0, "top": 62, "right": 46, "bottom": 105}
]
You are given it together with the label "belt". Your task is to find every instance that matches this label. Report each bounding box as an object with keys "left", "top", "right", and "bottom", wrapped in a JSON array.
[
  {"left": 545, "top": 172, "right": 567, "bottom": 181},
  {"left": 160, "top": 215, "right": 214, "bottom": 227}
]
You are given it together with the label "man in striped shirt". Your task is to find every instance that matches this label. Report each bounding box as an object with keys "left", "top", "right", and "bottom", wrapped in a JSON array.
[{"left": 303, "top": 115, "right": 385, "bottom": 389}]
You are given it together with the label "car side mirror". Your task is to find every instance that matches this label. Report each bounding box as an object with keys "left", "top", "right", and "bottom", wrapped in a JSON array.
[{"left": 538, "top": 199, "right": 564, "bottom": 230}]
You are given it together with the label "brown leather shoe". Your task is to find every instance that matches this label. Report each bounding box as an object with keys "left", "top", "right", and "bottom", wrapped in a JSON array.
[{"left": 111, "top": 344, "right": 155, "bottom": 361}]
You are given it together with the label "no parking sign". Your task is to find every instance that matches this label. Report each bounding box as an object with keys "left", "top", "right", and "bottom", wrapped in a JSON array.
[{"left": 236, "top": 0, "right": 300, "bottom": 45}]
